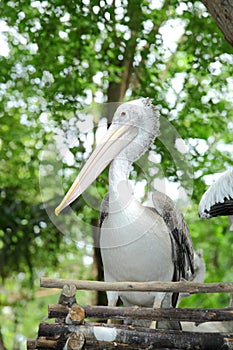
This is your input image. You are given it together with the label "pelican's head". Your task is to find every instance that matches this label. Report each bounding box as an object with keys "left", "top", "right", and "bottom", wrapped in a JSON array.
[
  {"left": 110, "top": 98, "right": 159, "bottom": 161},
  {"left": 55, "top": 98, "right": 159, "bottom": 215}
]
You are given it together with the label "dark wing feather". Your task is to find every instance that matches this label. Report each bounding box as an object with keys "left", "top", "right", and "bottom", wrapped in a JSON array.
[
  {"left": 152, "top": 190, "right": 194, "bottom": 307},
  {"left": 99, "top": 193, "right": 109, "bottom": 228},
  {"left": 208, "top": 197, "right": 233, "bottom": 217},
  {"left": 94, "top": 193, "right": 109, "bottom": 250}
]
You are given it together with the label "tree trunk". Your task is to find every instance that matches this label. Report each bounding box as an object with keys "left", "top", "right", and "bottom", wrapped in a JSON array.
[
  {"left": 0, "top": 328, "right": 6, "bottom": 350},
  {"left": 92, "top": 218, "right": 107, "bottom": 306},
  {"left": 200, "top": 0, "right": 233, "bottom": 47},
  {"left": 93, "top": 0, "right": 144, "bottom": 306}
]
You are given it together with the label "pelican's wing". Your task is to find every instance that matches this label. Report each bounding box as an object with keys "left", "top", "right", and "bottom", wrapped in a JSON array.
[
  {"left": 99, "top": 193, "right": 109, "bottom": 228},
  {"left": 207, "top": 198, "right": 233, "bottom": 217},
  {"left": 152, "top": 191, "right": 194, "bottom": 285},
  {"left": 199, "top": 169, "right": 233, "bottom": 218},
  {"left": 95, "top": 193, "right": 109, "bottom": 258}
]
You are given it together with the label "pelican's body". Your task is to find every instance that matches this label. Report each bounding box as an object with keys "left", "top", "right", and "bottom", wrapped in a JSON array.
[
  {"left": 101, "top": 196, "right": 173, "bottom": 307},
  {"left": 55, "top": 98, "right": 194, "bottom": 317}
]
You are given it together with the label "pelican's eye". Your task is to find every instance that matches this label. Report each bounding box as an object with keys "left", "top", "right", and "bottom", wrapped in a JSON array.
[{"left": 120, "top": 111, "right": 126, "bottom": 117}]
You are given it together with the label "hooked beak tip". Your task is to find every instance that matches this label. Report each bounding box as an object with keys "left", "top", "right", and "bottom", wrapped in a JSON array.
[{"left": 54, "top": 205, "right": 62, "bottom": 216}]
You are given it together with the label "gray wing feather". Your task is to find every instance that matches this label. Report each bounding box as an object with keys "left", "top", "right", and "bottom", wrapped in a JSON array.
[
  {"left": 99, "top": 193, "right": 109, "bottom": 228},
  {"left": 152, "top": 190, "right": 194, "bottom": 307},
  {"left": 152, "top": 191, "right": 194, "bottom": 280}
]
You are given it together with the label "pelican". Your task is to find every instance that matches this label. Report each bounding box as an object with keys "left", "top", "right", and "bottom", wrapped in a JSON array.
[
  {"left": 55, "top": 98, "right": 194, "bottom": 322},
  {"left": 198, "top": 169, "right": 233, "bottom": 230}
]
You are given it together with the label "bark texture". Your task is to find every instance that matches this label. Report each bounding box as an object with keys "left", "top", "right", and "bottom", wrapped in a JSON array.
[{"left": 201, "top": 0, "right": 233, "bottom": 47}]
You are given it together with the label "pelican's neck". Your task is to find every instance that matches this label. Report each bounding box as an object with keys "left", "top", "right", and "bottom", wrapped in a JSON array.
[{"left": 108, "top": 157, "right": 134, "bottom": 212}]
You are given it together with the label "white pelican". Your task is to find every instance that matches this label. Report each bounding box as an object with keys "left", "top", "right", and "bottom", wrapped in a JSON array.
[
  {"left": 55, "top": 98, "right": 194, "bottom": 324},
  {"left": 198, "top": 169, "right": 233, "bottom": 230}
]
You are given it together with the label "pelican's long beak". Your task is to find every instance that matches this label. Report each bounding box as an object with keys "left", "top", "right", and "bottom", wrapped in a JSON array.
[{"left": 55, "top": 123, "right": 137, "bottom": 215}]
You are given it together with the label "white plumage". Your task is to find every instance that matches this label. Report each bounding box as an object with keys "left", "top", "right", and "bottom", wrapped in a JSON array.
[
  {"left": 199, "top": 169, "right": 233, "bottom": 229},
  {"left": 55, "top": 99, "right": 194, "bottom": 327},
  {"left": 199, "top": 169, "right": 233, "bottom": 216}
]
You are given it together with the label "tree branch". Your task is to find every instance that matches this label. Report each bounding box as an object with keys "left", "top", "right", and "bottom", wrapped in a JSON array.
[
  {"left": 40, "top": 278, "right": 233, "bottom": 294},
  {"left": 37, "top": 322, "right": 233, "bottom": 350},
  {"left": 48, "top": 303, "right": 233, "bottom": 323}
]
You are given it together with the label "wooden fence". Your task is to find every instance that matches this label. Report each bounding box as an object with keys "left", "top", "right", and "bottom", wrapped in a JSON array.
[{"left": 27, "top": 278, "right": 233, "bottom": 350}]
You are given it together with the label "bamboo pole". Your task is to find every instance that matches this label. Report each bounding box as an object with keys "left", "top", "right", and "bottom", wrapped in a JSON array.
[
  {"left": 48, "top": 304, "right": 233, "bottom": 323},
  {"left": 40, "top": 278, "right": 233, "bottom": 294}
]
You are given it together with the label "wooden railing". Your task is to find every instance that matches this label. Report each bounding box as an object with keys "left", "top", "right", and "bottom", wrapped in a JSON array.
[{"left": 27, "top": 278, "right": 233, "bottom": 350}]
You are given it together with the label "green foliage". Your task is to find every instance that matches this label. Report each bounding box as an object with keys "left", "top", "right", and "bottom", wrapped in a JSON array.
[
  {"left": 0, "top": 0, "right": 232, "bottom": 347},
  {"left": 180, "top": 206, "right": 233, "bottom": 309}
]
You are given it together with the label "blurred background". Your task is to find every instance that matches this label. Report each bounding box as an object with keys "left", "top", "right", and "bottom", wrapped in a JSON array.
[{"left": 0, "top": 1, "right": 232, "bottom": 348}]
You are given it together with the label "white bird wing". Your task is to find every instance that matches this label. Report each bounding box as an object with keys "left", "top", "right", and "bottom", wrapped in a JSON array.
[{"left": 199, "top": 169, "right": 233, "bottom": 218}]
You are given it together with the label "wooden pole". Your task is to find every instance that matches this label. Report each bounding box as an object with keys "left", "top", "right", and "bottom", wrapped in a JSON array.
[
  {"left": 40, "top": 278, "right": 233, "bottom": 294},
  {"left": 27, "top": 337, "right": 57, "bottom": 349},
  {"left": 48, "top": 304, "right": 233, "bottom": 323},
  {"left": 38, "top": 321, "right": 233, "bottom": 350},
  {"left": 63, "top": 332, "right": 85, "bottom": 350},
  {"left": 56, "top": 284, "right": 77, "bottom": 324},
  {"left": 58, "top": 284, "right": 77, "bottom": 306},
  {"left": 65, "top": 304, "right": 85, "bottom": 325}
]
